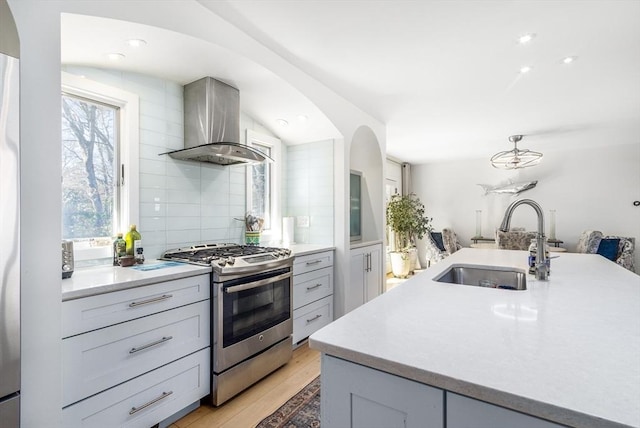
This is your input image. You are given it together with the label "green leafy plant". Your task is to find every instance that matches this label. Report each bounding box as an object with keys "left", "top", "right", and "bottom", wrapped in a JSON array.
[{"left": 386, "top": 193, "right": 433, "bottom": 252}]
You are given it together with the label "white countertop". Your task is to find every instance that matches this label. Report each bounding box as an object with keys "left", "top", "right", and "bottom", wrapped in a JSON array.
[
  {"left": 61, "top": 244, "right": 334, "bottom": 301},
  {"left": 61, "top": 260, "right": 212, "bottom": 301},
  {"left": 310, "top": 248, "right": 640, "bottom": 428},
  {"left": 285, "top": 243, "right": 335, "bottom": 256}
]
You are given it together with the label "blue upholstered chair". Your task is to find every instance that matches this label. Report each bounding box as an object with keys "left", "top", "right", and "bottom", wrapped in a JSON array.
[
  {"left": 425, "top": 231, "right": 447, "bottom": 264},
  {"left": 576, "top": 230, "right": 603, "bottom": 254},
  {"left": 425, "top": 228, "right": 462, "bottom": 266},
  {"left": 577, "top": 230, "right": 635, "bottom": 272},
  {"left": 442, "top": 228, "right": 462, "bottom": 254}
]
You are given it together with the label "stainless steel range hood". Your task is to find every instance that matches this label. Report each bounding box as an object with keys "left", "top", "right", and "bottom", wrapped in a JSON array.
[{"left": 161, "top": 77, "right": 272, "bottom": 166}]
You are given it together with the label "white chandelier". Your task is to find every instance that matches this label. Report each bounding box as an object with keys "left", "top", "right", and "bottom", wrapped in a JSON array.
[{"left": 490, "top": 135, "right": 543, "bottom": 169}]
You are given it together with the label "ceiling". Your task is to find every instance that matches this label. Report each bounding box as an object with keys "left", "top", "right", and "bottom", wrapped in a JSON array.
[{"left": 61, "top": 1, "right": 640, "bottom": 164}]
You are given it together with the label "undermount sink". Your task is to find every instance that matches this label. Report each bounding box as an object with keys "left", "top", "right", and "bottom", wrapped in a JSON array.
[{"left": 434, "top": 264, "right": 527, "bottom": 290}]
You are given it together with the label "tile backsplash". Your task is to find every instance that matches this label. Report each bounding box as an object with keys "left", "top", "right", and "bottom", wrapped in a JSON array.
[
  {"left": 62, "top": 66, "right": 335, "bottom": 260},
  {"left": 285, "top": 141, "right": 334, "bottom": 245}
]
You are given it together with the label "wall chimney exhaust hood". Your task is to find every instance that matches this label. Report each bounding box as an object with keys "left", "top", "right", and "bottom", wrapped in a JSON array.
[{"left": 161, "top": 77, "right": 272, "bottom": 166}]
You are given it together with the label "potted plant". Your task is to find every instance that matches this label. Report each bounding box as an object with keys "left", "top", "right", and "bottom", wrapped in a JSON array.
[{"left": 386, "top": 193, "right": 432, "bottom": 278}]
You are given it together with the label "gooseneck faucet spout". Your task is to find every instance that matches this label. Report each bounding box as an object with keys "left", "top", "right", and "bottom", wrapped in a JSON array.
[{"left": 499, "top": 199, "right": 549, "bottom": 281}]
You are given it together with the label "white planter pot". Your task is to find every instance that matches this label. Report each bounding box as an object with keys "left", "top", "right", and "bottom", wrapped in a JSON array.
[{"left": 390, "top": 252, "right": 411, "bottom": 278}]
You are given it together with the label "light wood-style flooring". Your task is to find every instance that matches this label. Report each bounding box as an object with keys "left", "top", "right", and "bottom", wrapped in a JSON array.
[{"left": 169, "top": 342, "right": 320, "bottom": 428}]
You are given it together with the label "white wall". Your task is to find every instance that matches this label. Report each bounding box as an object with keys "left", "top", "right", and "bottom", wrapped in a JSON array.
[
  {"left": 8, "top": 2, "right": 63, "bottom": 426},
  {"left": 412, "top": 143, "right": 640, "bottom": 271},
  {"left": 350, "top": 126, "right": 384, "bottom": 243}
]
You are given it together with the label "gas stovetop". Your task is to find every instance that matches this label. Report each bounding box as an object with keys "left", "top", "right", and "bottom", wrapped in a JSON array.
[{"left": 160, "top": 243, "right": 293, "bottom": 277}]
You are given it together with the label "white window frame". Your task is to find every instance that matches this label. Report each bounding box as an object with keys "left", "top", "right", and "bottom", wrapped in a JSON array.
[
  {"left": 61, "top": 72, "right": 139, "bottom": 261},
  {"left": 246, "top": 129, "right": 281, "bottom": 242}
]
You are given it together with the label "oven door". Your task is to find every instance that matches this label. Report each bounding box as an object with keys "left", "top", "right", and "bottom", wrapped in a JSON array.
[{"left": 213, "top": 267, "right": 292, "bottom": 373}]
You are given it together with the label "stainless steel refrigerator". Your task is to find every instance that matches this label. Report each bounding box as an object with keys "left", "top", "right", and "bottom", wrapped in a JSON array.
[{"left": 0, "top": 0, "right": 20, "bottom": 425}]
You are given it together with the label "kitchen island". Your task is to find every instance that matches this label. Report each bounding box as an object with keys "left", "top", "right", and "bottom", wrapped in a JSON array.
[{"left": 309, "top": 248, "right": 640, "bottom": 428}]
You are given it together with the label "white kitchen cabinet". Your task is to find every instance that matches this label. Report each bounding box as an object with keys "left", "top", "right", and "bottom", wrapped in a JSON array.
[
  {"left": 347, "top": 242, "right": 382, "bottom": 313},
  {"left": 321, "top": 354, "right": 444, "bottom": 428},
  {"left": 446, "top": 392, "right": 564, "bottom": 428},
  {"left": 292, "top": 250, "right": 334, "bottom": 345},
  {"left": 62, "top": 273, "right": 210, "bottom": 337},
  {"left": 62, "top": 300, "right": 209, "bottom": 407},
  {"left": 293, "top": 295, "right": 332, "bottom": 345},
  {"left": 62, "top": 273, "right": 211, "bottom": 427},
  {"left": 320, "top": 355, "right": 565, "bottom": 428},
  {"left": 62, "top": 348, "right": 209, "bottom": 428}
]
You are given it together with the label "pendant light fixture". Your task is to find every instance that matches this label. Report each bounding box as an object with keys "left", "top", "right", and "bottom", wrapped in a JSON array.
[{"left": 490, "top": 135, "right": 543, "bottom": 169}]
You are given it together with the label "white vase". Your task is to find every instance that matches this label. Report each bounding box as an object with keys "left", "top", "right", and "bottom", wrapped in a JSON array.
[
  {"left": 407, "top": 247, "right": 420, "bottom": 273},
  {"left": 390, "top": 251, "right": 411, "bottom": 278}
]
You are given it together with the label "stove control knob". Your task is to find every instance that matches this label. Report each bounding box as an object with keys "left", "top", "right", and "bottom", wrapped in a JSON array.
[
  {"left": 227, "top": 257, "right": 235, "bottom": 265},
  {"left": 218, "top": 259, "right": 227, "bottom": 267}
]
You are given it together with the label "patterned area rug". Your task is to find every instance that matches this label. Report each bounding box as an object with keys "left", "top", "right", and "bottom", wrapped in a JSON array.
[{"left": 256, "top": 376, "right": 321, "bottom": 428}]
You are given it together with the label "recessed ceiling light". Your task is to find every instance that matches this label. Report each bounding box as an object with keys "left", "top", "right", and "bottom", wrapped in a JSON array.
[
  {"left": 276, "top": 119, "right": 289, "bottom": 127},
  {"left": 562, "top": 56, "right": 577, "bottom": 64},
  {"left": 297, "top": 114, "right": 308, "bottom": 122},
  {"left": 519, "top": 66, "right": 533, "bottom": 74},
  {"left": 126, "top": 39, "right": 147, "bottom": 48},
  {"left": 517, "top": 33, "right": 536, "bottom": 44},
  {"left": 106, "top": 53, "right": 125, "bottom": 61}
]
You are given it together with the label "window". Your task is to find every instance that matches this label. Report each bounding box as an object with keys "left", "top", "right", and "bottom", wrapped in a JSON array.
[
  {"left": 246, "top": 130, "right": 281, "bottom": 236},
  {"left": 61, "top": 72, "right": 139, "bottom": 261},
  {"left": 62, "top": 93, "right": 118, "bottom": 240}
]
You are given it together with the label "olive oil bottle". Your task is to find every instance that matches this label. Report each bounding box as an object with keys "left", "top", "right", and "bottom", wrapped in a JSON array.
[{"left": 125, "top": 224, "right": 144, "bottom": 263}]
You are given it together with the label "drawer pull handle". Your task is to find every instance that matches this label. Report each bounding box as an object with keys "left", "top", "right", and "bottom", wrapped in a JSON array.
[
  {"left": 129, "top": 336, "right": 173, "bottom": 354},
  {"left": 129, "top": 390, "right": 173, "bottom": 415},
  {"left": 306, "top": 283, "right": 322, "bottom": 291},
  {"left": 305, "top": 259, "right": 322, "bottom": 266},
  {"left": 129, "top": 294, "right": 173, "bottom": 308},
  {"left": 306, "top": 314, "right": 322, "bottom": 323}
]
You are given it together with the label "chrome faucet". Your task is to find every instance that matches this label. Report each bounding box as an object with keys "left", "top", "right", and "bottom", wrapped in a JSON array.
[{"left": 499, "top": 199, "right": 549, "bottom": 280}]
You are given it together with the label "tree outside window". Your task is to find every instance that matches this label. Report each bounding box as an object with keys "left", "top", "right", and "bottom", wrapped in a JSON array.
[{"left": 61, "top": 94, "right": 118, "bottom": 242}]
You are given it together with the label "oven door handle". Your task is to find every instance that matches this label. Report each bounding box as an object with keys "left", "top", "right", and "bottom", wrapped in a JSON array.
[{"left": 224, "top": 271, "right": 292, "bottom": 293}]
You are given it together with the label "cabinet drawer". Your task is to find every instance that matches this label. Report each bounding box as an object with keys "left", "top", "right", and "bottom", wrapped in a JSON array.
[
  {"left": 293, "top": 251, "right": 333, "bottom": 276},
  {"left": 293, "top": 266, "right": 333, "bottom": 309},
  {"left": 322, "top": 355, "right": 443, "bottom": 428},
  {"left": 293, "top": 295, "right": 333, "bottom": 344},
  {"left": 62, "top": 348, "right": 209, "bottom": 428},
  {"left": 63, "top": 300, "right": 210, "bottom": 407},
  {"left": 62, "top": 274, "right": 210, "bottom": 337}
]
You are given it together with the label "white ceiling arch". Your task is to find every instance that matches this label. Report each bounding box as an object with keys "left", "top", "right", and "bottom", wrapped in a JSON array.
[{"left": 61, "top": 11, "right": 346, "bottom": 146}]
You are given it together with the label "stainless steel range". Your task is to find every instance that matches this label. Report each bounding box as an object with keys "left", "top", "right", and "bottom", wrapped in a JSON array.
[{"left": 161, "top": 243, "right": 294, "bottom": 405}]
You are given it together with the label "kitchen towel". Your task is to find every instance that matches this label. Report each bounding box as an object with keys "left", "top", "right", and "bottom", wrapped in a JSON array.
[{"left": 282, "top": 217, "right": 295, "bottom": 245}]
